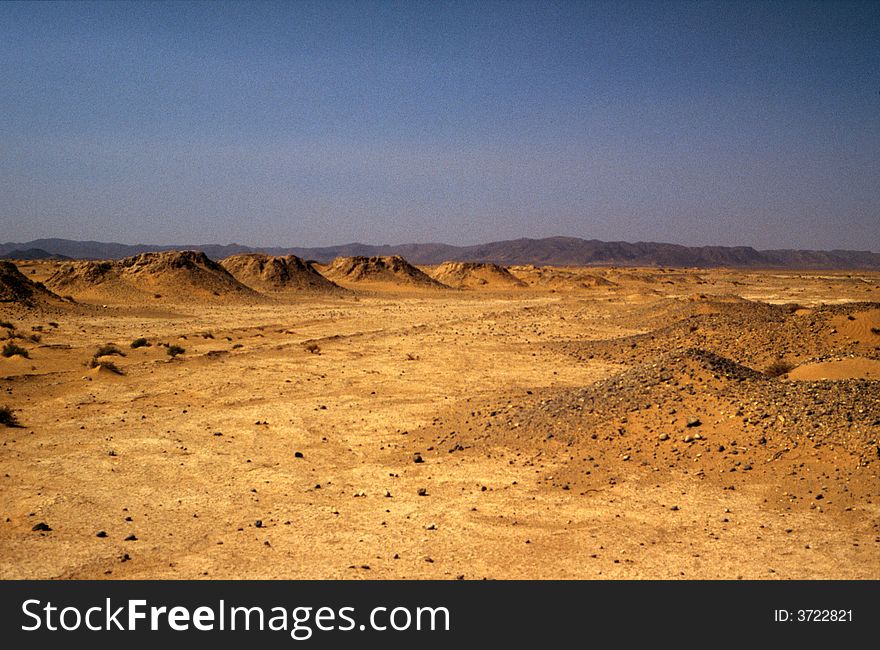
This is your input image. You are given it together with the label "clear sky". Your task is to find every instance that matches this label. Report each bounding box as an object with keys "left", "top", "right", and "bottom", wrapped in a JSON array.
[{"left": 1, "top": 0, "right": 878, "bottom": 250}]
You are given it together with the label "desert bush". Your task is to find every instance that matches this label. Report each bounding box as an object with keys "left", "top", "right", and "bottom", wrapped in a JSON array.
[
  {"left": 87, "top": 358, "right": 123, "bottom": 374},
  {"left": 27, "top": 333, "right": 41, "bottom": 343},
  {"left": 2, "top": 342, "right": 28, "bottom": 358},
  {"left": 201, "top": 331, "right": 215, "bottom": 339},
  {"left": 48, "top": 322, "right": 59, "bottom": 328},
  {"left": 405, "top": 353, "right": 420, "bottom": 361},
  {"left": 95, "top": 344, "right": 126, "bottom": 357},
  {"left": 0, "top": 405, "right": 20, "bottom": 427},
  {"left": 0, "top": 321, "right": 13, "bottom": 330},
  {"left": 871, "top": 327, "right": 880, "bottom": 335},
  {"left": 166, "top": 344, "right": 185, "bottom": 357},
  {"left": 130, "top": 337, "right": 150, "bottom": 349},
  {"left": 303, "top": 342, "right": 320, "bottom": 354},
  {"left": 764, "top": 359, "right": 795, "bottom": 377}
]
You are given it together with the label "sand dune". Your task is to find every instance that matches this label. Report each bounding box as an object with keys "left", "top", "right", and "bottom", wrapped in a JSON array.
[
  {"left": 1, "top": 261, "right": 60, "bottom": 304},
  {"left": 0, "top": 260, "right": 68, "bottom": 311},
  {"left": 788, "top": 357, "right": 880, "bottom": 381},
  {"left": 46, "top": 251, "right": 261, "bottom": 303},
  {"left": 507, "top": 264, "right": 617, "bottom": 290},
  {"left": 221, "top": 253, "right": 344, "bottom": 293},
  {"left": 321, "top": 255, "right": 448, "bottom": 289},
  {"left": 428, "top": 261, "right": 526, "bottom": 289}
]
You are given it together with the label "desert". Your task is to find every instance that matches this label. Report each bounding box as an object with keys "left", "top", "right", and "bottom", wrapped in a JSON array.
[{"left": 1, "top": 253, "right": 878, "bottom": 579}]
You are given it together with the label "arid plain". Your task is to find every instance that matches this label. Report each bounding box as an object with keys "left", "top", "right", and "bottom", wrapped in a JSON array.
[{"left": 1, "top": 252, "right": 878, "bottom": 579}]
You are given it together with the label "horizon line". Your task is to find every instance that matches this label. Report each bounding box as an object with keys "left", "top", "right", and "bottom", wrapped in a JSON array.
[{"left": 4, "top": 235, "right": 879, "bottom": 255}]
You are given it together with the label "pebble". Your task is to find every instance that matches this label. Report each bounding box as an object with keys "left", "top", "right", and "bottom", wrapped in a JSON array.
[{"left": 31, "top": 522, "right": 51, "bottom": 532}]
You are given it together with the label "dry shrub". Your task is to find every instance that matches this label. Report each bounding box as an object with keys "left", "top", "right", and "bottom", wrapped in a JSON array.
[
  {"left": 764, "top": 359, "right": 795, "bottom": 377},
  {"left": 95, "top": 344, "right": 126, "bottom": 357},
  {"left": 2, "top": 342, "right": 28, "bottom": 358},
  {"left": 88, "top": 358, "right": 123, "bottom": 374},
  {"left": 0, "top": 405, "right": 20, "bottom": 427}
]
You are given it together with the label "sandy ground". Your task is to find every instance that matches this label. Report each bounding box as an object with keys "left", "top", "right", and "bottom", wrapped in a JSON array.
[{"left": 1, "top": 264, "right": 879, "bottom": 579}]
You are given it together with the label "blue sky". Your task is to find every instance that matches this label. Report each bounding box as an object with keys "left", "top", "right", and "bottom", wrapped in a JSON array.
[{"left": 1, "top": 0, "right": 878, "bottom": 250}]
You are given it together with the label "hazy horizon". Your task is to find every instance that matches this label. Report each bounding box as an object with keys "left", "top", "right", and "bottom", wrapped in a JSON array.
[{"left": 2, "top": 1, "right": 878, "bottom": 252}]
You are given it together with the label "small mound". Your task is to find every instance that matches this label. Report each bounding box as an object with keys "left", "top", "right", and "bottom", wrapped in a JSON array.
[
  {"left": 827, "top": 308, "right": 880, "bottom": 345},
  {"left": 788, "top": 357, "right": 880, "bottom": 381},
  {"left": 221, "top": 254, "right": 343, "bottom": 293},
  {"left": 426, "top": 347, "right": 879, "bottom": 486},
  {"left": 429, "top": 262, "right": 526, "bottom": 289},
  {"left": 322, "top": 256, "right": 448, "bottom": 289},
  {"left": 46, "top": 251, "right": 261, "bottom": 303},
  {"left": 562, "top": 299, "right": 880, "bottom": 370},
  {"left": 0, "top": 261, "right": 63, "bottom": 306}
]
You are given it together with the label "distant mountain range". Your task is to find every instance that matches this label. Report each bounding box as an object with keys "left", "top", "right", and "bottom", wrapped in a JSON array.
[
  {"left": 1, "top": 247, "right": 71, "bottom": 261},
  {"left": 1, "top": 236, "right": 879, "bottom": 269}
]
